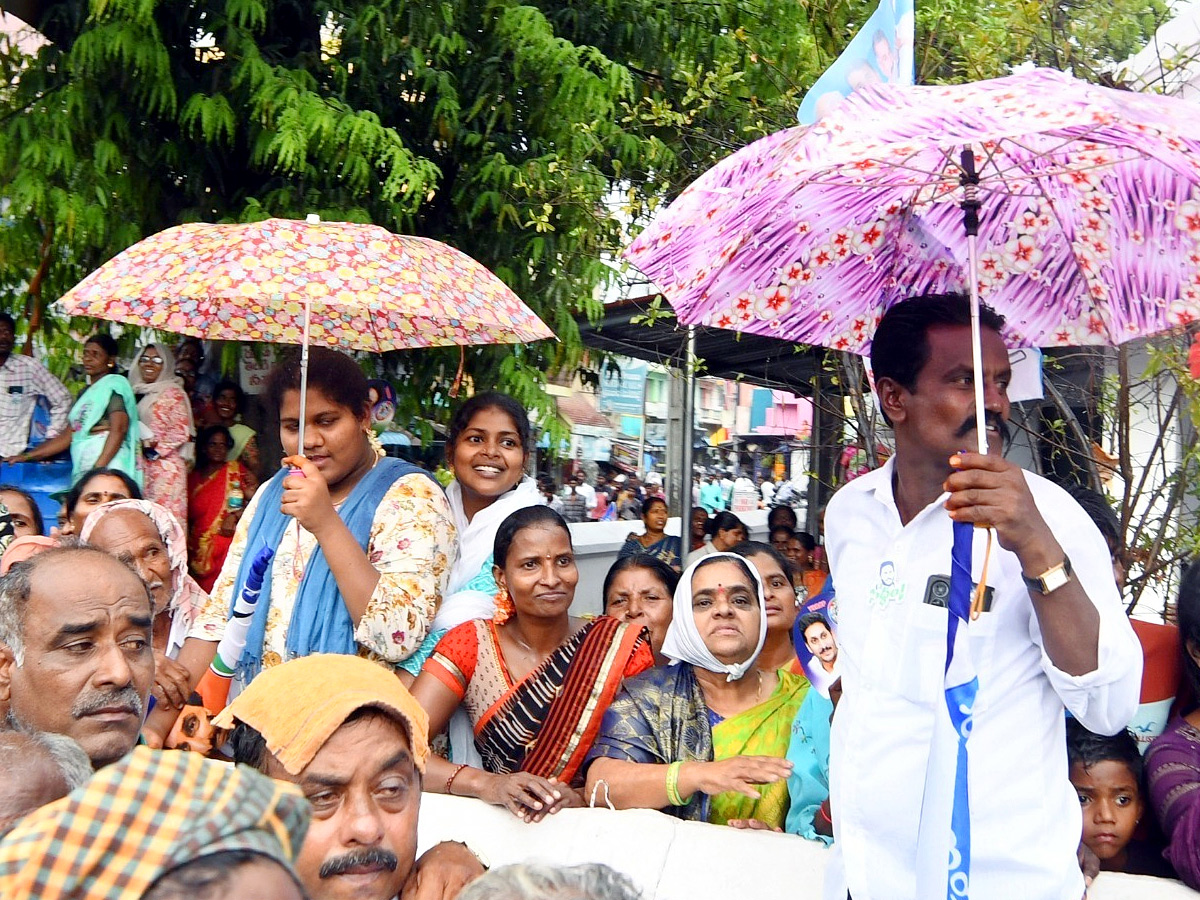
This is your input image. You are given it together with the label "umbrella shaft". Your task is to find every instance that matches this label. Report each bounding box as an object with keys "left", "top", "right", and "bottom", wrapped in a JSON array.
[
  {"left": 298, "top": 297, "right": 312, "bottom": 454},
  {"left": 967, "top": 233, "right": 987, "bottom": 456}
]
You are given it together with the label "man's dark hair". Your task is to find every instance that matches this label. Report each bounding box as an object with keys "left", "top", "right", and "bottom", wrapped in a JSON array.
[
  {"left": 794, "top": 531, "right": 817, "bottom": 552},
  {"left": 142, "top": 849, "right": 304, "bottom": 900},
  {"left": 63, "top": 467, "right": 143, "bottom": 519},
  {"left": 0, "top": 312, "right": 14, "bottom": 331},
  {"left": 797, "top": 612, "right": 832, "bottom": 638},
  {"left": 766, "top": 505, "right": 798, "bottom": 532},
  {"left": 265, "top": 347, "right": 369, "bottom": 420},
  {"left": 1067, "top": 485, "right": 1122, "bottom": 556},
  {"left": 1065, "top": 718, "right": 1143, "bottom": 783},
  {"left": 871, "top": 292, "right": 1007, "bottom": 397},
  {"left": 768, "top": 525, "right": 794, "bottom": 543},
  {"left": 447, "top": 391, "right": 532, "bottom": 455},
  {"left": 602, "top": 555, "right": 680, "bottom": 612}
]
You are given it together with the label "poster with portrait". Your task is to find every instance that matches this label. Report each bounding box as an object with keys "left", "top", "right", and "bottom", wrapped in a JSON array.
[
  {"left": 792, "top": 587, "right": 840, "bottom": 697},
  {"left": 367, "top": 379, "right": 396, "bottom": 429}
]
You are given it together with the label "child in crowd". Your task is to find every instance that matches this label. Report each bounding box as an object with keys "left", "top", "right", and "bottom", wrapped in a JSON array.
[{"left": 1066, "top": 719, "right": 1175, "bottom": 879}]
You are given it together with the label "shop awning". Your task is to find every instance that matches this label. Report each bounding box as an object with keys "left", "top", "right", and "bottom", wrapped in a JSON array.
[{"left": 577, "top": 295, "right": 824, "bottom": 395}]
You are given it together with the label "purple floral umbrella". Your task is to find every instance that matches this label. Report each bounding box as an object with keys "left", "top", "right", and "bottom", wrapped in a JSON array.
[
  {"left": 625, "top": 67, "right": 1200, "bottom": 451},
  {"left": 628, "top": 68, "right": 1200, "bottom": 897}
]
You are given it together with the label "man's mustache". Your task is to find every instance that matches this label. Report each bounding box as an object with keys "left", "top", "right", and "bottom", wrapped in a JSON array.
[
  {"left": 955, "top": 412, "right": 1011, "bottom": 444},
  {"left": 72, "top": 686, "right": 144, "bottom": 719},
  {"left": 319, "top": 847, "right": 399, "bottom": 879}
]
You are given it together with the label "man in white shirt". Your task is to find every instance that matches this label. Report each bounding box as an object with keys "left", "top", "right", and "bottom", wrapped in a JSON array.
[
  {"left": 760, "top": 476, "right": 776, "bottom": 507},
  {"left": 823, "top": 294, "right": 1141, "bottom": 900},
  {"left": 0, "top": 313, "right": 72, "bottom": 461}
]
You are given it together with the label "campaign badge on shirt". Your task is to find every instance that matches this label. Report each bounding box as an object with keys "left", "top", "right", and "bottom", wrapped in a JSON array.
[{"left": 867, "top": 560, "right": 906, "bottom": 611}]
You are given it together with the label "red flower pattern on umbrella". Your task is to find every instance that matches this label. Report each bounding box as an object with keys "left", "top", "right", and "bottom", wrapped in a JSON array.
[{"left": 626, "top": 69, "right": 1200, "bottom": 355}]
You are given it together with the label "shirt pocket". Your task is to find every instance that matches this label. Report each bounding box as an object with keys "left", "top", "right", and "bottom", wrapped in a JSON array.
[{"left": 862, "top": 601, "right": 950, "bottom": 708}]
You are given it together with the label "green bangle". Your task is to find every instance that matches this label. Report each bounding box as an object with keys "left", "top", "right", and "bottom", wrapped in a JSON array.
[{"left": 665, "top": 761, "right": 687, "bottom": 806}]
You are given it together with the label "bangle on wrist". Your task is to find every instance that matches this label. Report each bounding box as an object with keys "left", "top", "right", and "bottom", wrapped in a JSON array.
[
  {"left": 665, "top": 761, "right": 689, "bottom": 806},
  {"left": 446, "top": 763, "right": 468, "bottom": 796},
  {"left": 816, "top": 799, "right": 832, "bottom": 826}
]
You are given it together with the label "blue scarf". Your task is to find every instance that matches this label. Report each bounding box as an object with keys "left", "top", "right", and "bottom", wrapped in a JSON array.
[{"left": 231, "top": 456, "right": 433, "bottom": 684}]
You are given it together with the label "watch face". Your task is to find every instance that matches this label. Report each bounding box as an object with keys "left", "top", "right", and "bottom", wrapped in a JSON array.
[{"left": 1043, "top": 565, "right": 1071, "bottom": 593}]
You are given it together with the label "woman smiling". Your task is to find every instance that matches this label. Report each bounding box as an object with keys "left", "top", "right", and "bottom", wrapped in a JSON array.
[
  {"left": 431, "top": 393, "right": 545, "bottom": 633},
  {"left": 130, "top": 342, "right": 194, "bottom": 525}
]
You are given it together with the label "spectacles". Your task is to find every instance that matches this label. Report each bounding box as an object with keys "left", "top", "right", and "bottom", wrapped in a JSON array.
[{"left": 141, "top": 356, "right": 164, "bottom": 364}]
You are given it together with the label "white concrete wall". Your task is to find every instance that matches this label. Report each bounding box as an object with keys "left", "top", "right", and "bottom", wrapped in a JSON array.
[
  {"left": 567, "top": 510, "right": 770, "bottom": 616},
  {"left": 417, "top": 793, "right": 1194, "bottom": 900}
]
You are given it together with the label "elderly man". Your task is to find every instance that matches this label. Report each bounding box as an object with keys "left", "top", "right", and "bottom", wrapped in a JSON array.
[
  {"left": 217, "top": 653, "right": 484, "bottom": 900},
  {"left": 823, "top": 294, "right": 1142, "bottom": 900},
  {"left": 0, "top": 730, "right": 92, "bottom": 834},
  {"left": 79, "top": 500, "right": 207, "bottom": 720},
  {"left": 0, "top": 547, "right": 154, "bottom": 768}
]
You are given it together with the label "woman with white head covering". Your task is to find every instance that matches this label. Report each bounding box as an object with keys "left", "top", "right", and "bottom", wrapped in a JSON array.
[
  {"left": 128, "top": 342, "right": 194, "bottom": 525},
  {"left": 584, "top": 553, "right": 809, "bottom": 829}
]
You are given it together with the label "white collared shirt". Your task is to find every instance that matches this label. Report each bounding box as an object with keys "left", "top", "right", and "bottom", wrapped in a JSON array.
[{"left": 823, "top": 458, "right": 1142, "bottom": 900}]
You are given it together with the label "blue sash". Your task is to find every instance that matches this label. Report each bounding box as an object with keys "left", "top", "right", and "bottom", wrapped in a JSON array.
[
  {"left": 944, "top": 520, "right": 980, "bottom": 899},
  {"left": 231, "top": 456, "right": 433, "bottom": 684}
]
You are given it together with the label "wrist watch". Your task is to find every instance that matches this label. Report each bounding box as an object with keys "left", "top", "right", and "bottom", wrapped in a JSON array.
[{"left": 1022, "top": 556, "right": 1073, "bottom": 595}]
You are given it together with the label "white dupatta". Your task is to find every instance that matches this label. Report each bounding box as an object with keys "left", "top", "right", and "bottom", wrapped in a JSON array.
[{"left": 432, "top": 475, "right": 545, "bottom": 632}]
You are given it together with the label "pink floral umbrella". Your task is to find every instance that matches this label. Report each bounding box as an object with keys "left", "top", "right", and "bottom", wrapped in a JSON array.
[
  {"left": 626, "top": 68, "right": 1200, "bottom": 449},
  {"left": 55, "top": 216, "right": 555, "bottom": 446}
]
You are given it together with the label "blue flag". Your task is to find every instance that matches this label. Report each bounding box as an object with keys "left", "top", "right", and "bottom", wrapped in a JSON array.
[{"left": 797, "top": 0, "right": 915, "bottom": 125}]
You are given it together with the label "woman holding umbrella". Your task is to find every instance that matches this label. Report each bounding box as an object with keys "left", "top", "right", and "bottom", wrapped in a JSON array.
[
  {"left": 147, "top": 347, "right": 456, "bottom": 742},
  {"left": 17, "top": 334, "right": 142, "bottom": 487}
]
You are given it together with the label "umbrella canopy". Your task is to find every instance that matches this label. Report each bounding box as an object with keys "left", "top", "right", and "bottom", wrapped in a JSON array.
[
  {"left": 55, "top": 217, "right": 554, "bottom": 351},
  {"left": 625, "top": 68, "right": 1200, "bottom": 354}
]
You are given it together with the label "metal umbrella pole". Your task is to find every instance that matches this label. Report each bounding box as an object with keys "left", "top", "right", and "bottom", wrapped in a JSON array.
[
  {"left": 960, "top": 148, "right": 988, "bottom": 457},
  {"left": 679, "top": 326, "right": 696, "bottom": 549}
]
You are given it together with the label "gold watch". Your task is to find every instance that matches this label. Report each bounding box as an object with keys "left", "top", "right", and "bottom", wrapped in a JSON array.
[{"left": 1022, "top": 557, "right": 1073, "bottom": 595}]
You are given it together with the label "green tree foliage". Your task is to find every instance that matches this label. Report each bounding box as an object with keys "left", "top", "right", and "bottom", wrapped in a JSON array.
[{"left": 0, "top": 0, "right": 1166, "bottom": 436}]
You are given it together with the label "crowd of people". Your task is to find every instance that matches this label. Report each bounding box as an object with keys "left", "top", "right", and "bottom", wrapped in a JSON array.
[{"left": 0, "top": 293, "right": 1196, "bottom": 898}]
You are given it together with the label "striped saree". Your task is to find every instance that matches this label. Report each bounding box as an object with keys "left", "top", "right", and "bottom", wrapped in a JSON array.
[{"left": 424, "top": 616, "right": 653, "bottom": 784}]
